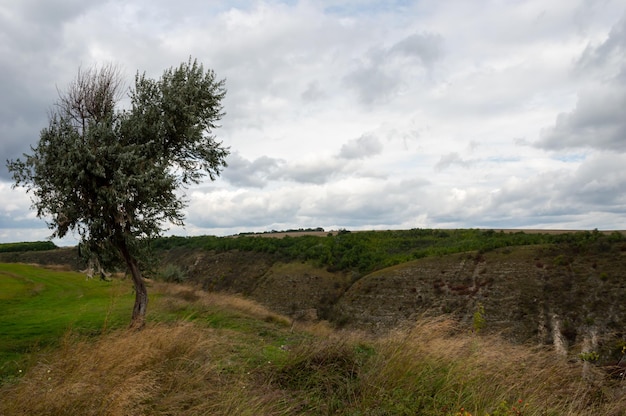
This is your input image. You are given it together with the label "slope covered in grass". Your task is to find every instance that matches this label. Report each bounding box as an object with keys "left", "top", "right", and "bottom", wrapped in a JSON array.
[
  {"left": 2, "top": 264, "right": 626, "bottom": 415},
  {"left": 0, "top": 263, "right": 134, "bottom": 378}
]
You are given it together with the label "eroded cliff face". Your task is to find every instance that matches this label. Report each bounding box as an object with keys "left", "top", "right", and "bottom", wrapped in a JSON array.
[
  {"left": 6, "top": 242, "right": 626, "bottom": 361},
  {"left": 158, "top": 248, "right": 352, "bottom": 320},
  {"left": 161, "top": 244, "right": 626, "bottom": 361},
  {"left": 334, "top": 246, "right": 626, "bottom": 360}
]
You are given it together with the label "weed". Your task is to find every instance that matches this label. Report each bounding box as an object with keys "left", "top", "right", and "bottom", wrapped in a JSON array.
[
  {"left": 158, "top": 263, "right": 188, "bottom": 283},
  {"left": 473, "top": 303, "right": 486, "bottom": 333},
  {"left": 553, "top": 254, "right": 570, "bottom": 267},
  {"left": 579, "top": 351, "right": 600, "bottom": 362},
  {"left": 485, "top": 399, "right": 529, "bottom": 416}
]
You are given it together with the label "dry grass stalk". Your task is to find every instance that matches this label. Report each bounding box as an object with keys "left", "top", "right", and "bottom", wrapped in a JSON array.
[{"left": 3, "top": 289, "right": 626, "bottom": 415}]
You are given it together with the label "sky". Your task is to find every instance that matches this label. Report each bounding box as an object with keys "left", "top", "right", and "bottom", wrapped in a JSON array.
[{"left": 1, "top": 0, "right": 626, "bottom": 245}]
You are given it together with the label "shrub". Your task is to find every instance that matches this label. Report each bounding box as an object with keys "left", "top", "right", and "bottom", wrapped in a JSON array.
[
  {"left": 578, "top": 351, "right": 599, "bottom": 362},
  {"left": 159, "top": 264, "right": 188, "bottom": 283},
  {"left": 473, "top": 303, "right": 486, "bottom": 333}
]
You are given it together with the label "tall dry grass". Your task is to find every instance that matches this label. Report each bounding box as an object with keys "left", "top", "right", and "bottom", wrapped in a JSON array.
[
  {"left": 0, "top": 283, "right": 298, "bottom": 416},
  {"left": 266, "top": 317, "right": 626, "bottom": 415},
  {"left": 0, "top": 323, "right": 297, "bottom": 416},
  {"left": 151, "top": 281, "right": 291, "bottom": 326},
  {"left": 358, "top": 318, "right": 619, "bottom": 415},
  {"left": 3, "top": 283, "right": 626, "bottom": 415}
]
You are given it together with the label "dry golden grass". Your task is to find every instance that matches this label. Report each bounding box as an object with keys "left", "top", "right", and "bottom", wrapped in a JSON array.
[
  {"left": 0, "top": 322, "right": 296, "bottom": 416},
  {"left": 0, "top": 281, "right": 300, "bottom": 416},
  {"left": 360, "top": 317, "right": 616, "bottom": 415},
  {"left": 3, "top": 283, "right": 626, "bottom": 415},
  {"left": 152, "top": 281, "right": 291, "bottom": 326}
]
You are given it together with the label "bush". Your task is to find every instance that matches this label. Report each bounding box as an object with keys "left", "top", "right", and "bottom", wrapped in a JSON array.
[
  {"left": 473, "top": 303, "right": 486, "bottom": 333},
  {"left": 159, "top": 264, "right": 188, "bottom": 283}
]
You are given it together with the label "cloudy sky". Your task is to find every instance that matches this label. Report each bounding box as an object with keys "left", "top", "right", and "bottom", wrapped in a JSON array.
[{"left": 1, "top": 0, "right": 626, "bottom": 245}]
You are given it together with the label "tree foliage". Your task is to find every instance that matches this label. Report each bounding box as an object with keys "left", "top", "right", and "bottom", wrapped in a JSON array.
[
  {"left": 152, "top": 229, "right": 626, "bottom": 276},
  {"left": 7, "top": 58, "right": 228, "bottom": 328},
  {"left": 0, "top": 241, "right": 57, "bottom": 253}
]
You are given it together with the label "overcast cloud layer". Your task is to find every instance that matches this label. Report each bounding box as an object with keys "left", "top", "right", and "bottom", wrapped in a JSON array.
[{"left": 1, "top": 0, "right": 626, "bottom": 244}]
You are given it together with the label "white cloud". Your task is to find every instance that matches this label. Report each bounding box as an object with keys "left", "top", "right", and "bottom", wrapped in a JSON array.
[
  {"left": 538, "top": 85, "right": 626, "bottom": 151},
  {"left": 222, "top": 152, "right": 283, "bottom": 188},
  {"left": 339, "top": 134, "right": 383, "bottom": 160},
  {"left": 434, "top": 152, "right": 476, "bottom": 171},
  {"left": 537, "top": 15, "right": 626, "bottom": 152},
  {"left": 2, "top": 0, "right": 626, "bottom": 243}
]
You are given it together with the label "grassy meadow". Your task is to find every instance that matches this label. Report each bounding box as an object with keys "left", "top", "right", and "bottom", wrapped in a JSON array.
[
  {"left": 2, "top": 262, "right": 626, "bottom": 415},
  {"left": 0, "top": 263, "right": 134, "bottom": 376}
]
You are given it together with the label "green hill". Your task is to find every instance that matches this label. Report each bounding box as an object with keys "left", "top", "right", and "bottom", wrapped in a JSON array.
[
  {"left": 2, "top": 262, "right": 626, "bottom": 415},
  {"left": 0, "top": 263, "right": 133, "bottom": 374},
  {"left": 3, "top": 229, "right": 626, "bottom": 359}
]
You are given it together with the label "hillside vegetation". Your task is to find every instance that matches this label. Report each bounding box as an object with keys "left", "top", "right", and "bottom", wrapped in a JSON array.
[
  {"left": 150, "top": 229, "right": 626, "bottom": 362},
  {"left": 0, "top": 241, "right": 57, "bottom": 253},
  {"left": 2, "top": 263, "right": 626, "bottom": 415},
  {"left": 153, "top": 228, "right": 612, "bottom": 274},
  {"left": 4, "top": 229, "right": 626, "bottom": 414}
]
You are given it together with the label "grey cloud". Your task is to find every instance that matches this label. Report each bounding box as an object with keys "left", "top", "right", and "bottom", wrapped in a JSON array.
[
  {"left": 339, "top": 134, "right": 383, "bottom": 159},
  {"left": 323, "top": 1, "right": 414, "bottom": 17},
  {"left": 222, "top": 149, "right": 356, "bottom": 187},
  {"left": 187, "top": 189, "right": 302, "bottom": 229},
  {"left": 1, "top": 0, "right": 97, "bottom": 51},
  {"left": 0, "top": 214, "right": 42, "bottom": 231},
  {"left": 343, "top": 64, "right": 400, "bottom": 105},
  {"left": 437, "top": 153, "right": 626, "bottom": 229},
  {"left": 537, "top": 16, "right": 626, "bottom": 152},
  {"left": 301, "top": 81, "right": 326, "bottom": 102},
  {"left": 344, "top": 31, "right": 444, "bottom": 105},
  {"left": 489, "top": 173, "right": 581, "bottom": 219},
  {"left": 430, "top": 182, "right": 571, "bottom": 229},
  {"left": 563, "top": 153, "right": 626, "bottom": 207},
  {"left": 222, "top": 152, "right": 283, "bottom": 188},
  {"left": 576, "top": 14, "right": 626, "bottom": 76},
  {"left": 537, "top": 86, "right": 626, "bottom": 152},
  {"left": 434, "top": 152, "right": 475, "bottom": 171},
  {"left": 275, "top": 159, "right": 344, "bottom": 185},
  {"left": 140, "top": 151, "right": 626, "bottom": 234},
  {"left": 0, "top": 75, "right": 52, "bottom": 180},
  {"left": 4, "top": 0, "right": 626, "bottom": 241},
  {"left": 224, "top": 152, "right": 346, "bottom": 187},
  {"left": 0, "top": 0, "right": 103, "bottom": 179},
  {"left": 0, "top": 184, "right": 43, "bottom": 232},
  {"left": 299, "top": 178, "right": 429, "bottom": 226},
  {"left": 187, "top": 175, "right": 430, "bottom": 232},
  {"left": 389, "top": 32, "right": 444, "bottom": 67}
]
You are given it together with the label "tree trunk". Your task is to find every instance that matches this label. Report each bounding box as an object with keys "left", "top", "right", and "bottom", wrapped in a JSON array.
[{"left": 118, "top": 239, "right": 148, "bottom": 330}]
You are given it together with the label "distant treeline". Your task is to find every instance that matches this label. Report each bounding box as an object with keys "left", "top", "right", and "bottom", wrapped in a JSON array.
[
  {"left": 153, "top": 229, "right": 625, "bottom": 275},
  {"left": 237, "top": 227, "right": 325, "bottom": 235},
  {"left": 0, "top": 241, "right": 57, "bottom": 253}
]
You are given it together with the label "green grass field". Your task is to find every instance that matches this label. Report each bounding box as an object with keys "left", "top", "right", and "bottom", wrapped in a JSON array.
[
  {"left": 0, "top": 263, "right": 134, "bottom": 378},
  {"left": 3, "top": 262, "right": 626, "bottom": 415}
]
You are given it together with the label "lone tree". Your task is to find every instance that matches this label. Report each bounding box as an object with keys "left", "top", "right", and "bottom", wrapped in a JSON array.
[{"left": 7, "top": 59, "right": 228, "bottom": 329}]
